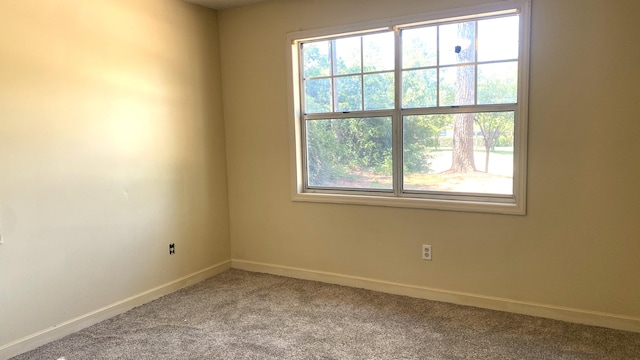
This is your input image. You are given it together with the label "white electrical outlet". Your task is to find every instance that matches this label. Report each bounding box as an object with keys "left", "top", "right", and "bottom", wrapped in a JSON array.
[{"left": 422, "top": 244, "right": 432, "bottom": 260}]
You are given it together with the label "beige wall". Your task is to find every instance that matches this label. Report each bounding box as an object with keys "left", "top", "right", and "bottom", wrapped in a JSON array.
[
  {"left": 2, "top": 0, "right": 639, "bottom": 352},
  {"left": 219, "top": 0, "right": 640, "bottom": 321},
  {"left": 0, "top": 0, "right": 230, "bottom": 347}
]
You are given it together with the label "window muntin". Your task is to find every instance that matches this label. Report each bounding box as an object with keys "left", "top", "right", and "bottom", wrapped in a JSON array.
[
  {"left": 400, "top": 19, "right": 519, "bottom": 109},
  {"left": 290, "top": 2, "right": 530, "bottom": 214},
  {"left": 303, "top": 32, "right": 396, "bottom": 114}
]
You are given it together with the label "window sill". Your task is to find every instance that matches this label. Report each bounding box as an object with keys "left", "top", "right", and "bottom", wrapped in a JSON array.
[{"left": 292, "top": 191, "right": 526, "bottom": 215}]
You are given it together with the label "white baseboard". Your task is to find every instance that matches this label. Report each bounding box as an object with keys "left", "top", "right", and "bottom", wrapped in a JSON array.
[
  {"left": 4, "top": 258, "right": 637, "bottom": 360},
  {"left": 232, "top": 259, "right": 640, "bottom": 333},
  {"left": 0, "top": 260, "right": 231, "bottom": 360}
]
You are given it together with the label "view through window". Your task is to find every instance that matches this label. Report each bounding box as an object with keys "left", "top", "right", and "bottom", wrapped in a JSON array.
[{"left": 290, "top": 2, "right": 530, "bottom": 214}]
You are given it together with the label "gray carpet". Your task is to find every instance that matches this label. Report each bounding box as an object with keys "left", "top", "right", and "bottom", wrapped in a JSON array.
[{"left": 11, "top": 269, "right": 640, "bottom": 359}]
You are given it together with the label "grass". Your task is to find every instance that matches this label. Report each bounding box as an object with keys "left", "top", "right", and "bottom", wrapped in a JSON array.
[
  {"left": 316, "top": 148, "right": 514, "bottom": 193},
  {"left": 319, "top": 171, "right": 512, "bottom": 195},
  {"left": 431, "top": 147, "right": 513, "bottom": 155},
  {"left": 403, "top": 171, "right": 512, "bottom": 194}
]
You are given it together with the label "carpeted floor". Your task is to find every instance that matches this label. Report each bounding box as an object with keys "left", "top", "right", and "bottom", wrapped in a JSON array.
[{"left": 11, "top": 269, "right": 640, "bottom": 359}]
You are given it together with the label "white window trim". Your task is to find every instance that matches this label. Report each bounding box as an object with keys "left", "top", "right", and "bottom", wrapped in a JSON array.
[{"left": 286, "top": 0, "right": 531, "bottom": 215}]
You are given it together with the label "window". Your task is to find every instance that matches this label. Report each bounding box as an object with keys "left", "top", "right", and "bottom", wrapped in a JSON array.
[{"left": 287, "top": 1, "right": 531, "bottom": 215}]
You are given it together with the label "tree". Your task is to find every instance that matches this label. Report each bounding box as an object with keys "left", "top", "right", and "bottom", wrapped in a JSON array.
[
  {"left": 448, "top": 22, "right": 477, "bottom": 173},
  {"left": 474, "top": 69, "right": 517, "bottom": 172},
  {"left": 474, "top": 112, "right": 512, "bottom": 173}
]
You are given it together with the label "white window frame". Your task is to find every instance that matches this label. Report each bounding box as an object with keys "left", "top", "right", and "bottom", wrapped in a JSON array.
[{"left": 286, "top": 0, "right": 531, "bottom": 215}]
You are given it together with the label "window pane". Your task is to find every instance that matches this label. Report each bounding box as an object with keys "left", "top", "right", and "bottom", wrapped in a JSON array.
[
  {"left": 364, "top": 72, "right": 394, "bottom": 110},
  {"left": 363, "top": 32, "right": 395, "bottom": 72},
  {"left": 402, "top": 69, "right": 437, "bottom": 108},
  {"left": 334, "top": 37, "right": 361, "bottom": 75},
  {"left": 478, "top": 16, "right": 519, "bottom": 62},
  {"left": 304, "top": 78, "right": 331, "bottom": 113},
  {"left": 306, "top": 117, "right": 393, "bottom": 189},
  {"left": 439, "top": 65, "right": 475, "bottom": 106},
  {"left": 303, "top": 41, "right": 331, "bottom": 78},
  {"left": 403, "top": 112, "right": 514, "bottom": 195},
  {"left": 478, "top": 62, "right": 518, "bottom": 104},
  {"left": 335, "top": 75, "right": 362, "bottom": 112},
  {"left": 402, "top": 27, "right": 437, "bottom": 69},
  {"left": 439, "top": 21, "right": 476, "bottom": 66}
]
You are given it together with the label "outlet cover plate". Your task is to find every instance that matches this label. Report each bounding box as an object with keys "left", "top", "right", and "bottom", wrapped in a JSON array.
[{"left": 422, "top": 244, "right": 432, "bottom": 260}]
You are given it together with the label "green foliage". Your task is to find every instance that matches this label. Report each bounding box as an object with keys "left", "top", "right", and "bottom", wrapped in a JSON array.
[
  {"left": 495, "top": 134, "right": 513, "bottom": 147},
  {"left": 475, "top": 112, "right": 514, "bottom": 148},
  {"left": 474, "top": 71, "right": 516, "bottom": 155},
  {"left": 403, "top": 70, "right": 437, "bottom": 108},
  {"left": 404, "top": 115, "right": 451, "bottom": 173},
  {"left": 364, "top": 73, "right": 394, "bottom": 110},
  {"left": 335, "top": 75, "right": 362, "bottom": 112},
  {"left": 306, "top": 120, "right": 344, "bottom": 185},
  {"left": 302, "top": 41, "right": 330, "bottom": 78},
  {"left": 306, "top": 118, "right": 393, "bottom": 186}
]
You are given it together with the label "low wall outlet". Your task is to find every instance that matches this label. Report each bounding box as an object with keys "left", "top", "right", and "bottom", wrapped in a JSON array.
[
  {"left": 169, "top": 243, "right": 175, "bottom": 255},
  {"left": 422, "top": 244, "right": 432, "bottom": 260}
]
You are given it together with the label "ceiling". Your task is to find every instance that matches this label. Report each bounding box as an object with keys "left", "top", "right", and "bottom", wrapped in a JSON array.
[{"left": 183, "top": 0, "right": 267, "bottom": 9}]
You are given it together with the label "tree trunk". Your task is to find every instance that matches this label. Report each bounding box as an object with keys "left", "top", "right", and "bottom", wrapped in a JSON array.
[
  {"left": 449, "top": 22, "right": 476, "bottom": 173},
  {"left": 484, "top": 141, "right": 491, "bottom": 173}
]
